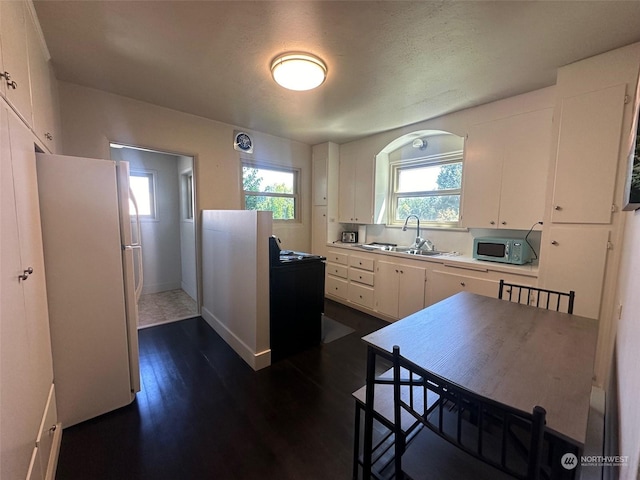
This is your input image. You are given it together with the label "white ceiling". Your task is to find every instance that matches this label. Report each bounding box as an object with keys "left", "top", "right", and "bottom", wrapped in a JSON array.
[{"left": 34, "top": 1, "right": 640, "bottom": 145}]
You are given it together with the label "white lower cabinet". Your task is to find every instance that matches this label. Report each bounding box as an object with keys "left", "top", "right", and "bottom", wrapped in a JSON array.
[
  {"left": 428, "top": 265, "right": 535, "bottom": 306},
  {"left": 375, "top": 260, "right": 426, "bottom": 320},
  {"left": 325, "top": 248, "right": 349, "bottom": 300},
  {"left": 539, "top": 226, "right": 610, "bottom": 319},
  {"left": 1, "top": 101, "right": 56, "bottom": 480}
]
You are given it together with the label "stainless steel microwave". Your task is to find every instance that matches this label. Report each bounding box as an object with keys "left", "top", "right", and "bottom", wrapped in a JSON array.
[{"left": 473, "top": 237, "right": 532, "bottom": 265}]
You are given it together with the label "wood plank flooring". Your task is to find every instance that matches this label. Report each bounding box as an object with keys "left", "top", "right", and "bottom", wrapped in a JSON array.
[{"left": 55, "top": 300, "right": 389, "bottom": 480}]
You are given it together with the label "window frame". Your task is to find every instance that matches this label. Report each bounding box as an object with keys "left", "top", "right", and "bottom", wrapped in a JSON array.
[
  {"left": 241, "top": 161, "right": 300, "bottom": 223},
  {"left": 388, "top": 151, "right": 463, "bottom": 228},
  {"left": 129, "top": 169, "right": 158, "bottom": 221}
]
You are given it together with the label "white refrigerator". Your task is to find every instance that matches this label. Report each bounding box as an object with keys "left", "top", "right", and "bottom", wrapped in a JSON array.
[{"left": 36, "top": 153, "right": 142, "bottom": 427}]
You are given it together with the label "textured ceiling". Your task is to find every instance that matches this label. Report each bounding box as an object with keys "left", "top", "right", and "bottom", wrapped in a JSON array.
[{"left": 34, "top": 1, "right": 640, "bottom": 145}]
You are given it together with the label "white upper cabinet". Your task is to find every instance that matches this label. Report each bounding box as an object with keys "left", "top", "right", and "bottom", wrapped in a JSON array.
[
  {"left": 26, "top": 6, "right": 59, "bottom": 152},
  {"left": 312, "top": 150, "right": 328, "bottom": 205},
  {"left": 339, "top": 154, "right": 374, "bottom": 224},
  {"left": 551, "top": 84, "right": 627, "bottom": 224},
  {"left": 0, "top": 1, "right": 33, "bottom": 126},
  {"left": 462, "top": 108, "right": 553, "bottom": 230}
]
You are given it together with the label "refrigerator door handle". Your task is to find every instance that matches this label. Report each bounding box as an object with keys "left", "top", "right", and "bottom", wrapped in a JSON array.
[
  {"left": 125, "top": 245, "right": 144, "bottom": 301},
  {"left": 129, "top": 187, "right": 142, "bottom": 247}
]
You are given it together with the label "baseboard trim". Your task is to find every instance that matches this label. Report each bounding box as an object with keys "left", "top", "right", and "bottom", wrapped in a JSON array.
[
  {"left": 141, "top": 282, "right": 182, "bottom": 295},
  {"left": 201, "top": 307, "right": 271, "bottom": 370}
]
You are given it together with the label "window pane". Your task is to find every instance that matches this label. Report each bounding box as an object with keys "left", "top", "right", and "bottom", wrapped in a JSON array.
[
  {"left": 397, "top": 163, "right": 462, "bottom": 193},
  {"left": 245, "top": 195, "right": 295, "bottom": 220},
  {"left": 396, "top": 195, "right": 460, "bottom": 222},
  {"left": 129, "top": 174, "right": 152, "bottom": 216},
  {"left": 243, "top": 167, "right": 295, "bottom": 194}
]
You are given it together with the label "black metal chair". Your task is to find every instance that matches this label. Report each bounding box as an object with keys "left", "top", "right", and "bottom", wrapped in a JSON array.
[
  {"left": 498, "top": 279, "right": 575, "bottom": 314},
  {"left": 351, "top": 367, "right": 431, "bottom": 479},
  {"left": 391, "top": 345, "right": 547, "bottom": 480}
]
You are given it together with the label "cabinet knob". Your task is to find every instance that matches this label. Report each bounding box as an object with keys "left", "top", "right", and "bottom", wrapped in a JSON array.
[
  {"left": 460, "top": 282, "right": 466, "bottom": 287},
  {"left": 395, "top": 269, "right": 399, "bottom": 273},
  {"left": 551, "top": 240, "right": 559, "bottom": 246},
  {"left": 400, "top": 270, "right": 404, "bottom": 274},
  {"left": 7, "top": 80, "right": 17, "bottom": 89},
  {"left": 489, "top": 221, "right": 495, "bottom": 225},
  {"left": 554, "top": 205, "right": 562, "bottom": 211},
  {"left": 44, "top": 132, "right": 53, "bottom": 141},
  {"left": 501, "top": 221, "right": 506, "bottom": 225}
]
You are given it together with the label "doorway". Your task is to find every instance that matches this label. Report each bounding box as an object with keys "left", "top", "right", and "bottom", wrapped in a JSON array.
[{"left": 110, "top": 144, "right": 198, "bottom": 328}]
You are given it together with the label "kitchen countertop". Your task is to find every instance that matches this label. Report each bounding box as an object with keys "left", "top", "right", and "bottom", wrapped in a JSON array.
[{"left": 327, "top": 242, "right": 539, "bottom": 278}]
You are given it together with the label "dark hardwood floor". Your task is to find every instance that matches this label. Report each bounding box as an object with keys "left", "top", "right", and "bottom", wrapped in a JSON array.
[{"left": 55, "top": 300, "right": 389, "bottom": 480}]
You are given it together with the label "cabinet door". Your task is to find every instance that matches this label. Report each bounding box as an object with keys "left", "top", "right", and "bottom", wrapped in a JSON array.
[
  {"left": 429, "top": 268, "right": 498, "bottom": 305},
  {"left": 26, "top": 8, "right": 58, "bottom": 152},
  {"left": 339, "top": 155, "right": 374, "bottom": 224},
  {"left": 375, "top": 260, "right": 400, "bottom": 318},
  {"left": 1, "top": 106, "right": 54, "bottom": 480},
  {"left": 312, "top": 153, "right": 328, "bottom": 205},
  {"left": 396, "top": 264, "right": 426, "bottom": 318},
  {"left": 1, "top": 102, "right": 31, "bottom": 480},
  {"left": 461, "top": 120, "right": 503, "bottom": 228},
  {"left": 499, "top": 108, "right": 552, "bottom": 229},
  {"left": 551, "top": 84, "right": 626, "bottom": 224},
  {"left": 0, "top": 1, "right": 33, "bottom": 125},
  {"left": 338, "top": 158, "right": 356, "bottom": 222},
  {"left": 311, "top": 205, "right": 327, "bottom": 257},
  {"left": 353, "top": 155, "right": 374, "bottom": 224},
  {"left": 542, "top": 227, "right": 609, "bottom": 319}
]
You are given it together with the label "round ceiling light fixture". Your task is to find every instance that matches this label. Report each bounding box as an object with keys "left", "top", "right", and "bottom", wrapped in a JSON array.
[{"left": 271, "top": 52, "right": 327, "bottom": 91}]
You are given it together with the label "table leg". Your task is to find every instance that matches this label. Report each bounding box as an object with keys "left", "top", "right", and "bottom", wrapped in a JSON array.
[{"left": 362, "top": 346, "right": 376, "bottom": 479}]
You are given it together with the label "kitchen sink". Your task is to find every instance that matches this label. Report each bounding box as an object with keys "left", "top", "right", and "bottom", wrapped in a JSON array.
[
  {"left": 377, "top": 245, "right": 442, "bottom": 256},
  {"left": 359, "top": 244, "right": 443, "bottom": 257}
]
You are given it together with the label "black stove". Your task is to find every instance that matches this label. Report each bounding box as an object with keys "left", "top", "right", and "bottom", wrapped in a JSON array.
[
  {"left": 269, "top": 236, "right": 325, "bottom": 265},
  {"left": 268, "top": 236, "right": 326, "bottom": 362}
]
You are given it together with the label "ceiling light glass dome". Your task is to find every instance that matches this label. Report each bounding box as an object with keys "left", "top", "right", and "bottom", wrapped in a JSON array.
[{"left": 271, "top": 53, "right": 327, "bottom": 91}]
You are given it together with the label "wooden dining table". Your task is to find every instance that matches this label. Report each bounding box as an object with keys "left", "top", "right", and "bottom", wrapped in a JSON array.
[{"left": 360, "top": 291, "right": 599, "bottom": 478}]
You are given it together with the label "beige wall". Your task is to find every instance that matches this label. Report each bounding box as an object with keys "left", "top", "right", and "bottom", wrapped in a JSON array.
[
  {"left": 614, "top": 210, "right": 640, "bottom": 479},
  {"left": 57, "top": 82, "right": 312, "bottom": 253}
]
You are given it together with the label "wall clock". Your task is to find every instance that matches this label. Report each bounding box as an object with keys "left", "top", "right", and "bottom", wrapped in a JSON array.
[{"left": 234, "top": 131, "right": 253, "bottom": 153}]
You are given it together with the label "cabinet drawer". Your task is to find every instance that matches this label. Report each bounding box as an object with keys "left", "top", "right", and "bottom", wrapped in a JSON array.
[
  {"left": 327, "top": 250, "right": 349, "bottom": 265},
  {"left": 349, "top": 255, "right": 374, "bottom": 271},
  {"left": 349, "top": 268, "right": 374, "bottom": 286},
  {"left": 348, "top": 282, "right": 375, "bottom": 309},
  {"left": 326, "top": 275, "right": 348, "bottom": 299},
  {"left": 327, "top": 263, "right": 348, "bottom": 279}
]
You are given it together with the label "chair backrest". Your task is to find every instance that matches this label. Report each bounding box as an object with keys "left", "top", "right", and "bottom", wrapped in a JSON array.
[
  {"left": 391, "top": 346, "right": 546, "bottom": 480},
  {"left": 498, "top": 279, "right": 575, "bottom": 314}
]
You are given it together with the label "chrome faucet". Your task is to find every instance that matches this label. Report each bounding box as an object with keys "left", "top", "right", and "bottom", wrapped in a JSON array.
[
  {"left": 402, "top": 214, "right": 424, "bottom": 247},
  {"left": 402, "top": 214, "right": 434, "bottom": 251}
]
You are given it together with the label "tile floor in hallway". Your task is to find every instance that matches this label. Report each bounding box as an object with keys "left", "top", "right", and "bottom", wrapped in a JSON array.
[{"left": 137, "top": 289, "right": 198, "bottom": 328}]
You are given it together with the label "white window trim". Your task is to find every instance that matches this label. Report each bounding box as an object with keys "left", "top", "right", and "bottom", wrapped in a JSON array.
[
  {"left": 388, "top": 150, "right": 463, "bottom": 228},
  {"left": 241, "top": 160, "right": 300, "bottom": 222}
]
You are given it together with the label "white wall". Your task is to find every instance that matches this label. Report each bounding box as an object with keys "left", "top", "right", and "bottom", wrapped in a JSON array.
[
  {"left": 613, "top": 210, "right": 640, "bottom": 479},
  {"left": 201, "top": 210, "right": 271, "bottom": 370},
  {"left": 342, "top": 86, "right": 556, "bottom": 255},
  {"left": 111, "top": 147, "right": 182, "bottom": 294},
  {"left": 177, "top": 155, "right": 197, "bottom": 301},
  {"left": 57, "top": 82, "right": 313, "bottom": 302}
]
